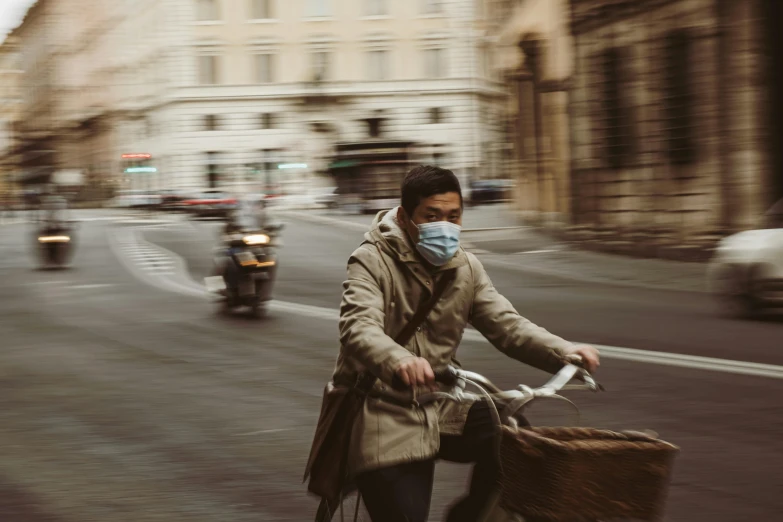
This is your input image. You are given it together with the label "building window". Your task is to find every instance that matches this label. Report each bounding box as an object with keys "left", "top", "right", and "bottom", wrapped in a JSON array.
[
  {"left": 429, "top": 107, "right": 444, "bottom": 124},
  {"left": 664, "top": 30, "right": 695, "bottom": 166},
  {"left": 198, "top": 55, "right": 219, "bottom": 85},
  {"left": 600, "top": 47, "right": 634, "bottom": 169},
  {"left": 306, "top": 0, "right": 331, "bottom": 17},
  {"left": 422, "top": 0, "right": 441, "bottom": 15},
  {"left": 254, "top": 54, "right": 275, "bottom": 83},
  {"left": 250, "top": 0, "right": 273, "bottom": 19},
  {"left": 260, "top": 113, "right": 276, "bottom": 129},
  {"left": 196, "top": 0, "right": 220, "bottom": 21},
  {"left": 366, "top": 0, "right": 387, "bottom": 16},
  {"left": 204, "top": 114, "right": 220, "bottom": 131},
  {"left": 482, "top": 45, "right": 494, "bottom": 79},
  {"left": 263, "top": 148, "right": 281, "bottom": 173},
  {"left": 433, "top": 147, "right": 448, "bottom": 166},
  {"left": 206, "top": 151, "right": 222, "bottom": 188},
  {"left": 423, "top": 48, "right": 446, "bottom": 78},
  {"left": 366, "top": 117, "right": 383, "bottom": 138},
  {"left": 312, "top": 51, "right": 331, "bottom": 81},
  {"left": 366, "top": 50, "right": 390, "bottom": 81}
]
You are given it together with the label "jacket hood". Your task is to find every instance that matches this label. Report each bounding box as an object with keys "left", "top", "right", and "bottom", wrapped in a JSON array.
[{"left": 365, "top": 207, "right": 468, "bottom": 271}]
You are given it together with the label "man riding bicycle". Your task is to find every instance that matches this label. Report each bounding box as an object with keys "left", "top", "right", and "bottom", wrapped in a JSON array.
[{"left": 306, "top": 166, "right": 600, "bottom": 522}]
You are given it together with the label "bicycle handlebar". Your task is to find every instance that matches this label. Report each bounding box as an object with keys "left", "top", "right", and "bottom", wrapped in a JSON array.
[
  {"left": 390, "top": 366, "right": 460, "bottom": 391},
  {"left": 380, "top": 361, "right": 602, "bottom": 411}
]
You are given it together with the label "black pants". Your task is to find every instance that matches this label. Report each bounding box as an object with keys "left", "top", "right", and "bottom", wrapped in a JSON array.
[{"left": 357, "top": 401, "right": 509, "bottom": 522}]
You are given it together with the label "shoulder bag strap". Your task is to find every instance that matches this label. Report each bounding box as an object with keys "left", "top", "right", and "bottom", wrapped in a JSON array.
[
  {"left": 355, "top": 244, "right": 456, "bottom": 392},
  {"left": 393, "top": 269, "right": 456, "bottom": 346},
  {"left": 372, "top": 240, "right": 454, "bottom": 346}
]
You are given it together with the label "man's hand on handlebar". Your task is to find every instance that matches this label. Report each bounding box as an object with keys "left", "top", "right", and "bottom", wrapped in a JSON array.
[
  {"left": 392, "top": 345, "right": 599, "bottom": 392},
  {"left": 395, "top": 357, "right": 435, "bottom": 388},
  {"left": 562, "top": 344, "right": 600, "bottom": 374}
]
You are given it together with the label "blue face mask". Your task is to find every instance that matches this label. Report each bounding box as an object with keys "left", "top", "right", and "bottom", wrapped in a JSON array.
[{"left": 415, "top": 221, "right": 461, "bottom": 266}]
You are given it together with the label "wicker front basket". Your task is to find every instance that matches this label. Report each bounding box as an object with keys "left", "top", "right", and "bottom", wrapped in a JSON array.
[{"left": 498, "top": 426, "right": 679, "bottom": 522}]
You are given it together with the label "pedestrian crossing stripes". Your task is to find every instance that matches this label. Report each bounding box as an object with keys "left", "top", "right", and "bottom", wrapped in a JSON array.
[{"left": 112, "top": 230, "right": 177, "bottom": 276}]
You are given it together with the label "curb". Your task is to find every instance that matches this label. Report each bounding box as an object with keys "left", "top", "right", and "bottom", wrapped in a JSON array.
[
  {"left": 278, "top": 210, "right": 710, "bottom": 294},
  {"left": 276, "top": 210, "right": 369, "bottom": 232},
  {"left": 463, "top": 226, "right": 530, "bottom": 233},
  {"left": 478, "top": 254, "right": 710, "bottom": 294},
  {"left": 276, "top": 210, "right": 531, "bottom": 234}
]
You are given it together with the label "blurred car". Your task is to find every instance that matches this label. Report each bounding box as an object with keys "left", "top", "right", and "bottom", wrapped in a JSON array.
[
  {"left": 707, "top": 199, "right": 783, "bottom": 316},
  {"left": 314, "top": 187, "right": 338, "bottom": 209},
  {"left": 158, "top": 189, "right": 190, "bottom": 211},
  {"left": 468, "top": 179, "right": 513, "bottom": 206},
  {"left": 182, "top": 190, "right": 237, "bottom": 218},
  {"left": 110, "top": 190, "right": 163, "bottom": 209}
]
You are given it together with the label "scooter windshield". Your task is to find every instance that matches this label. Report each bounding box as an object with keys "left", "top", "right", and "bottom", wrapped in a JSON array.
[{"left": 234, "top": 201, "right": 266, "bottom": 231}]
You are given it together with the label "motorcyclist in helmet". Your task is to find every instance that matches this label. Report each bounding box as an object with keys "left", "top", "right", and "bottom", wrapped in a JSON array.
[{"left": 219, "top": 195, "right": 269, "bottom": 295}]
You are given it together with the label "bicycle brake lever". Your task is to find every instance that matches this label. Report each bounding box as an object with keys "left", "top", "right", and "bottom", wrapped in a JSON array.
[{"left": 580, "top": 372, "right": 605, "bottom": 392}]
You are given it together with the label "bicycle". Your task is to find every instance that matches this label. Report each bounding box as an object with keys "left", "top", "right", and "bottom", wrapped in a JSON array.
[{"left": 318, "top": 360, "right": 635, "bottom": 522}]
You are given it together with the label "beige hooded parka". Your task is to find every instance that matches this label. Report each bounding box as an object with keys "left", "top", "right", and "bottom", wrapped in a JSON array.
[{"left": 315, "top": 207, "right": 573, "bottom": 476}]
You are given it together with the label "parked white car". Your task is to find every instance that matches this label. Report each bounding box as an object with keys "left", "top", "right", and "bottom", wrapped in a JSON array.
[
  {"left": 707, "top": 199, "right": 783, "bottom": 316},
  {"left": 110, "top": 190, "right": 162, "bottom": 209},
  {"left": 314, "top": 187, "right": 338, "bottom": 209}
]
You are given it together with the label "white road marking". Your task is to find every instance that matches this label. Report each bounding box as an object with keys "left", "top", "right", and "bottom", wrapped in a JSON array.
[
  {"left": 266, "top": 301, "right": 783, "bottom": 380},
  {"left": 109, "top": 228, "right": 212, "bottom": 296},
  {"left": 67, "top": 284, "right": 115, "bottom": 290},
  {"left": 514, "top": 249, "right": 562, "bottom": 255},
  {"left": 111, "top": 228, "right": 181, "bottom": 276},
  {"left": 457, "top": 330, "right": 783, "bottom": 380},
  {"left": 22, "top": 281, "right": 117, "bottom": 296},
  {"left": 587, "top": 346, "right": 783, "bottom": 380},
  {"left": 233, "top": 428, "right": 294, "bottom": 437},
  {"left": 269, "top": 300, "right": 339, "bottom": 321},
  {"left": 109, "top": 224, "right": 783, "bottom": 381}
]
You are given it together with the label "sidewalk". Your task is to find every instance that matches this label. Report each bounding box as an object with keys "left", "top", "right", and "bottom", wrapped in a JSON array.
[
  {"left": 279, "top": 204, "right": 526, "bottom": 230},
  {"left": 277, "top": 208, "right": 710, "bottom": 294},
  {"left": 0, "top": 209, "right": 178, "bottom": 225},
  {"left": 472, "top": 229, "right": 709, "bottom": 293},
  {"left": 0, "top": 215, "right": 26, "bottom": 226}
]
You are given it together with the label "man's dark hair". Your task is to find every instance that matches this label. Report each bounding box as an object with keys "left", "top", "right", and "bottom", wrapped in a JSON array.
[{"left": 401, "top": 165, "right": 462, "bottom": 216}]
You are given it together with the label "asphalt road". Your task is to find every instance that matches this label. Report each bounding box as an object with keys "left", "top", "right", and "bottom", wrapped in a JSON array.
[{"left": 1, "top": 210, "right": 782, "bottom": 522}]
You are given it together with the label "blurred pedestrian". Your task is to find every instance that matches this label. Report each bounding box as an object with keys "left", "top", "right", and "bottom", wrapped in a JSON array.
[{"left": 305, "top": 165, "right": 600, "bottom": 522}]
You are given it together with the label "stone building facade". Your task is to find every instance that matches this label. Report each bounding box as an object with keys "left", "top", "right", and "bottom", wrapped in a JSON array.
[
  {"left": 9, "top": 0, "right": 66, "bottom": 187},
  {"left": 567, "top": 0, "right": 782, "bottom": 257},
  {"left": 160, "top": 0, "right": 509, "bottom": 193},
  {"left": 0, "top": 36, "right": 22, "bottom": 195},
  {"left": 494, "top": 0, "right": 575, "bottom": 227},
  {"left": 9, "top": 0, "right": 510, "bottom": 195}
]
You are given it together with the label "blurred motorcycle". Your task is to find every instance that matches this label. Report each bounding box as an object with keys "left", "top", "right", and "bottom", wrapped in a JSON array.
[
  {"left": 35, "top": 195, "right": 76, "bottom": 269},
  {"left": 205, "top": 197, "right": 282, "bottom": 318}
]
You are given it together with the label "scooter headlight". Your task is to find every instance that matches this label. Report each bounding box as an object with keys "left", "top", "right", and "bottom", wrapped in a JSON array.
[{"left": 243, "top": 234, "right": 270, "bottom": 246}]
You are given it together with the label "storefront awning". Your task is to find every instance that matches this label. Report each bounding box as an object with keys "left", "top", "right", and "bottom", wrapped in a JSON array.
[{"left": 329, "top": 159, "right": 361, "bottom": 169}]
